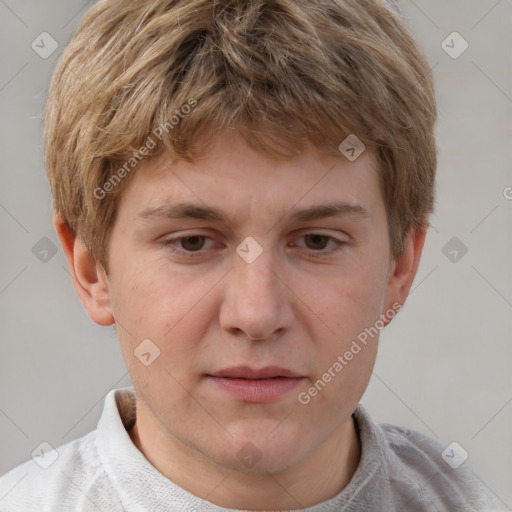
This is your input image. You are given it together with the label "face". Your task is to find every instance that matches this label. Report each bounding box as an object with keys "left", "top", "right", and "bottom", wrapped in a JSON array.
[{"left": 102, "top": 132, "right": 397, "bottom": 474}]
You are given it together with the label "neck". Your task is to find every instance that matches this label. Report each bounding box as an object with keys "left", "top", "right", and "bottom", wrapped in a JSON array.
[{"left": 128, "top": 406, "right": 361, "bottom": 510}]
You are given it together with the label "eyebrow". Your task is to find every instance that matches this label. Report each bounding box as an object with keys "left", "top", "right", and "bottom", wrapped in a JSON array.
[{"left": 137, "top": 201, "right": 370, "bottom": 225}]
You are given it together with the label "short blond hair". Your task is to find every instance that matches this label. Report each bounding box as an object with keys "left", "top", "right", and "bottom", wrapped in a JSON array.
[{"left": 44, "top": 0, "right": 437, "bottom": 270}]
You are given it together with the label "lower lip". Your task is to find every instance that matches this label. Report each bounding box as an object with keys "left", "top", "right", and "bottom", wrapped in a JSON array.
[{"left": 207, "top": 376, "right": 305, "bottom": 403}]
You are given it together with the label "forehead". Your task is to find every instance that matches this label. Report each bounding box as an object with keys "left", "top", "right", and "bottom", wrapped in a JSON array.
[{"left": 116, "top": 133, "right": 384, "bottom": 227}]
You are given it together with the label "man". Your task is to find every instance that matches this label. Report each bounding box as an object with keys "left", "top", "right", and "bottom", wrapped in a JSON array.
[{"left": 0, "top": 0, "right": 493, "bottom": 510}]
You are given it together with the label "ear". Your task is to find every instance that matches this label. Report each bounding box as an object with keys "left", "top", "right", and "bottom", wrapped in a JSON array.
[
  {"left": 382, "top": 224, "right": 428, "bottom": 326},
  {"left": 54, "top": 216, "right": 114, "bottom": 326}
]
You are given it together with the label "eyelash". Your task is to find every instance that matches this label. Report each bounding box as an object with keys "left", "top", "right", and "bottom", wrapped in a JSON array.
[{"left": 162, "top": 233, "right": 348, "bottom": 259}]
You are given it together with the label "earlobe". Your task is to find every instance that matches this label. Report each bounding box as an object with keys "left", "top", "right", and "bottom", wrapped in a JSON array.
[
  {"left": 382, "top": 225, "right": 428, "bottom": 325},
  {"left": 54, "top": 216, "right": 115, "bottom": 326}
]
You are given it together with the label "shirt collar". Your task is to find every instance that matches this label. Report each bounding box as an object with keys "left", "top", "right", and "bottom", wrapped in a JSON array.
[{"left": 96, "top": 386, "right": 384, "bottom": 512}]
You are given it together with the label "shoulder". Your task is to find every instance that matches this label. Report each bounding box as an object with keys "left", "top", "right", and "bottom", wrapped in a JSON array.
[
  {"left": 0, "top": 430, "right": 120, "bottom": 512},
  {"left": 378, "top": 418, "right": 492, "bottom": 511}
]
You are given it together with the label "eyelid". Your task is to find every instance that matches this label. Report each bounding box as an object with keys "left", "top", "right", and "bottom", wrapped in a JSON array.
[
  {"left": 291, "top": 232, "right": 349, "bottom": 257},
  {"left": 161, "top": 230, "right": 350, "bottom": 259}
]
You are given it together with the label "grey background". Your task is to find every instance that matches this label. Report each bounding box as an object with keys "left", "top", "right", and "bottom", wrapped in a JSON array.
[{"left": 1, "top": 0, "right": 511, "bottom": 508}]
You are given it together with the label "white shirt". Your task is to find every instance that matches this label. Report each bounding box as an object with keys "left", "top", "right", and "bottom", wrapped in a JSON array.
[{"left": 0, "top": 386, "right": 495, "bottom": 511}]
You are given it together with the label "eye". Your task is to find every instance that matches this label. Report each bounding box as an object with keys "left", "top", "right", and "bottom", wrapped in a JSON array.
[
  {"left": 302, "top": 234, "right": 335, "bottom": 251},
  {"left": 163, "top": 234, "right": 216, "bottom": 258},
  {"left": 174, "top": 235, "right": 208, "bottom": 252},
  {"left": 161, "top": 232, "right": 348, "bottom": 260},
  {"left": 293, "top": 232, "right": 348, "bottom": 257}
]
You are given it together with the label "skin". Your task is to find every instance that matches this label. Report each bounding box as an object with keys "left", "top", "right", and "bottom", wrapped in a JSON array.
[{"left": 56, "top": 131, "right": 426, "bottom": 510}]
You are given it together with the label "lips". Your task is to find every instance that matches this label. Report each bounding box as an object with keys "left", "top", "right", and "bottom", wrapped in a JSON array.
[
  {"left": 207, "top": 365, "right": 303, "bottom": 379},
  {"left": 206, "top": 366, "right": 305, "bottom": 403}
]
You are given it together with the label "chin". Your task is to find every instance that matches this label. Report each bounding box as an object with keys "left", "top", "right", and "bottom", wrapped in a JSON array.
[{"left": 211, "top": 433, "right": 309, "bottom": 475}]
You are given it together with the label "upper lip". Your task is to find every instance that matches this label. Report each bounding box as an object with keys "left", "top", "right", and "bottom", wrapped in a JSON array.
[{"left": 208, "top": 365, "right": 303, "bottom": 379}]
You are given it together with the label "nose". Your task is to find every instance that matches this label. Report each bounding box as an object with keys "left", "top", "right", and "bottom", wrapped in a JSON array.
[{"left": 219, "top": 244, "right": 295, "bottom": 342}]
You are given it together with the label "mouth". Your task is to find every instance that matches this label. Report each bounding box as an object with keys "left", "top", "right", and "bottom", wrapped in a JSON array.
[
  {"left": 208, "top": 365, "right": 303, "bottom": 379},
  {"left": 205, "top": 366, "right": 306, "bottom": 403}
]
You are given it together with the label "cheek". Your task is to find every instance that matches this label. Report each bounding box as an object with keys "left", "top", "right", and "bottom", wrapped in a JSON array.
[
  {"left": 300, "top": 268, "right": 385, "bottom": 413},
  {"left": 111, "top": 258, "right": 183, "bottom": 330},
  {"left": 311, "top": 258, "right": 388, "bottom": 337},
  {"left": 299, "top": 251, "right": 389, "bottom": 396},
  {"left": 110, "top": 258, "right": 219, "bottom": 369}
]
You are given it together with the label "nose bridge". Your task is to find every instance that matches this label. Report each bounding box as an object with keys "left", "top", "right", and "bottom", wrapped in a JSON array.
[
  {"left": 233, "top": 237, "right": 282, "bottom": 304},
  {"left": 220, "top": 237, "right": 292, "bottom": 340}
]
